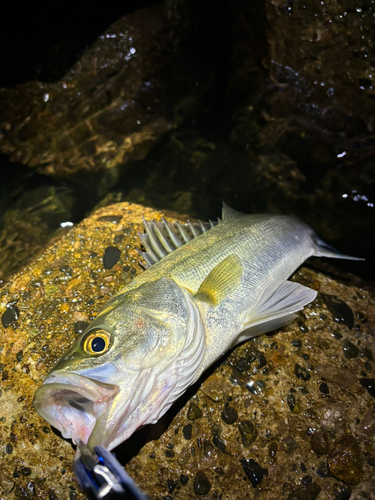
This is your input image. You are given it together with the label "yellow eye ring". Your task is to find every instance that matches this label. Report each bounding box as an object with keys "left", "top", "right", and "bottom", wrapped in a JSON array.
[{"left": 83, "top": 329, "right": 111, "bottom": 355}]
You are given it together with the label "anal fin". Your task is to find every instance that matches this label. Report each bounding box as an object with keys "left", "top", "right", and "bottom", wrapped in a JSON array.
[{"left": 236, "top": 280, "right": 316, "bottom": 344}]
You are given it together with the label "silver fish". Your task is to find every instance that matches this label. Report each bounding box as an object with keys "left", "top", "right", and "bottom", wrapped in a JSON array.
[{"left": 33, "top": 204, "right": 361, "bottom": 451}]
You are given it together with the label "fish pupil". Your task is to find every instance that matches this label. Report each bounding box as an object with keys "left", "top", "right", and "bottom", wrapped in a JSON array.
[{"left": 91, "top": 337, "right": 106, "bottom": 353}]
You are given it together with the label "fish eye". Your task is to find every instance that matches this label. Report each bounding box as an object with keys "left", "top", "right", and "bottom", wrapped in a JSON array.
[{"left": 82, "top": 329, "right": 111, "bottom": 355}]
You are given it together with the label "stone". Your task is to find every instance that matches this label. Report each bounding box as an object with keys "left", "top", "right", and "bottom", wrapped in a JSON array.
[
  {"left": 287, "top": 482, "right": 321, "bottom": 500},
  {"left": 221, "top": 405, "right": 238, "bottom": 425},
  {"left": 359, "top": 410, "right": 375, "bottom": 437},
  {"left": 0, "top": 3, "right": 212, "bottom": 184},
  {"left": 315, "top": 364, "right": 356, "bottom": 389},
  {"left": 240, "top": 458, "right": 267, "bottom": 488},
  {"left": 187, "top": 402, "right": 203, "bottom": 421},
  {"left": 321, "top": 295, "right": 354, "bottom": 330},
  {"left": 327, "top": 435, "right": 362, "bottom": 485},
  {"left": 310, "top": 429, "right": 329, "bottom": 455},
  {"left": 238, "top": 420, "right": 258, "bottom": 447},
  {"left": 0, "top": 202, "right": 374, "bottom": 500},
  {"left": 201, "top": 374, "right": 229, "bottom": 402},
  {"left": 319, "top": 402, "right": 347, "bottom": 435},
  {"left": 193, "top": 471, "right": 211, "bottom": 495}
]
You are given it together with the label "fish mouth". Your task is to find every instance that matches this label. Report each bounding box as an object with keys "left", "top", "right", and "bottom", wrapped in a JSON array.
[{"left": 33, "top": 372, "right": 119, "bottom": 446}]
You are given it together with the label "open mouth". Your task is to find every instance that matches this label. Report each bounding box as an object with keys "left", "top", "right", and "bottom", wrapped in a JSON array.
[{"left": 33, "top": 372, "right": 119, "bottom": 445}]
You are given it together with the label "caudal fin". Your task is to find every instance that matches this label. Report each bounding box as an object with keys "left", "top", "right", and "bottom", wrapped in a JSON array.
[{"left": 314, "top": 238, "right": 364, "bottom": 261}]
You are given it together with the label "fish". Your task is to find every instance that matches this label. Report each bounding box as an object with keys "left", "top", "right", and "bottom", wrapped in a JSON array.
[{"left": 33, "top": 204, "right": 362, "bottom": 452}]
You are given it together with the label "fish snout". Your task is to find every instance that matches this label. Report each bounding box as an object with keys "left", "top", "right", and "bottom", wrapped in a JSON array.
[{"left": 33, "top": 371, "right": 119, "bottom": 445}]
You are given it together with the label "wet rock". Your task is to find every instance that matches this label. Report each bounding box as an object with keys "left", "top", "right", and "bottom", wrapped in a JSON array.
[
  {"left": 321, "top": 295, "right": 354, "bottom": 330},
  {"left": 342, "top": 339, "right": 359, "bottom": 359},
  {"left": 0, "top": 470, "right": 14, "bottom": 495},
  {"left": 182, "top": 424, "right": 192, "bottom": 440},
  {"left": 348, "top": 479, "right": 375, "bottom": 499},
  {"left": 0, "top": 1, "right": 216, "bottom": 188},
  {"left": 268, "top": 442, "right": 278, "bottom": 461},
  {"left": 0, "top": 200, "right": 374, "bottom": 499},
  {"left": 294, "top": 363, "right": 311, "bottom": 381},
  {"left": 359, "top": 378, "right": 375, "bottom": 399},
  {"left": 203, "top": 441, "right": 214, "bottom": 456},
  {"left": 287, "top": 393, "right": 302, "bottom": 414},
  {"left": 74, "top": 321, "right": 89, "bottom": 335},
  {"left": 179, "top": 474, "right": 189, "bottom": 485},
  {"left": 238, "top": 420, "right": 258, "bottom": 447},
  {"left": 319, "top": 383, "right": 329, "bottom": 394},
  {"left": 212, "top": 436, "right": 226, "bottom": 452},
  {"left": 359, "top": 410, "right": 375, "bottom": 436},
  {"left": 327, "top": 435, "right": 362, "bottom": 485},
  {"left": 1, "top": 303, "right": 19, "bottom": 327},
  {"left": 103, "top": 246, "right": 121, "bottom": 269},
  {"left": 193, "top": 471, "right": 211, "bottom": 495},
  {"left": 0, "top": 187, "right": 73, "bottom": 283},
  {"left": 319, "top": 402, "right": 346, "bottom": 434},
  {"left": 310, "top": 430, "right": 329, "bottom": 455},
  {"left": 240, "top": 459, "right": 267, "bottom": 488},
  {"left": 187, "top": 402, "right": 203, "bottom": 421},
  {"left": 167, "top": 479, "right": 177, "bottom": 494},
  {"left": 221, "top": 405, "right": 238, "bottom": 424},
  {"left": 315, "top": 364, "right": 356, "bottom": 389},
  {"left": 282, "top": 435, "right": 298, "bottom": 454},
  {"left": 201, "top": 374, "right": 228, "bottom": 402},
  {"left": 287, "top": 482, "right": 321, "bottom": 500}
]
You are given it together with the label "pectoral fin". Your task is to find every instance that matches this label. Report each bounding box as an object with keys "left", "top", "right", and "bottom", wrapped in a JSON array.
[
  {"left": 195, "top": 254, "right": 243, "bottom": 306},
  {"left": 236, "top": 280, "right": 316, "bottom": 344}
]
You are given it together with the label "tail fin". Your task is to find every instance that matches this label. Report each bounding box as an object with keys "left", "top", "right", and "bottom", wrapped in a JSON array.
[{"left": 314, "top": 238, "right": 364, "bottom": 261}]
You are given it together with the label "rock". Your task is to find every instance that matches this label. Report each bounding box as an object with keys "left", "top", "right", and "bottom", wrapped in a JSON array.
[
  {"left": 282, "top": 435, "right": 299, "bottom": 454},
  {"left": 0, "top": 186, "right": 73, "bottom": 282},
  {"left": 341, "top": 338, "right": 359, "bottom": 359},
  {"left": 0, "top": 3, "right": 212, "bottom": 183},
  {"left": 229, "top": 1, "right": 375, "bottom": 271},
  {"left": 193, "top": 471, "right": 211, "bottom": 495},
  {"left": 201, "top": 374, "right": 229, "bottom": 402},
  {"left": 359, "top": 378, "right": 375, "bottom": 399},
  {"left": 359, "top": 410, "right": 375, "bottom": 436},
  {"left": 348, "top": 479, "right": 375, "bottom": 499},
  {"left": 294, "top": 363, "right": 311, "bottom": 381},
  {"left": 310, "top": 429, "right": 329, "bottom": 455},
  {"left": 287, "top": 482, "right": 321, "bottom": 500},
  {"left": 319, "top": 401, "right": 347, "bottom": 435},
  {"left": 327, "top": 435, "right": 362, "bottom": 485},
  {"left": 0, "top": 470, "right": 14, "bottom": 496},
  {"left": 240, "top": 458, "right": 267, "bottom": 488},
  {"left": 0, "top": 202, "right": 374, "bottom": 500},
  {"left": 315, "top": 364, "right": 356, "bottom": 389},
  {"left": 321, "top": 295, "right": 354, "bottom": 330},
  {"left": 238, "top": 420, "right": 258, "bottom": 447},
  {"left": 187, "top": 402, "right": 203, "bottom": 421},
  {"left": 221, "top": 405, "right": 238, "bottom": 425}
]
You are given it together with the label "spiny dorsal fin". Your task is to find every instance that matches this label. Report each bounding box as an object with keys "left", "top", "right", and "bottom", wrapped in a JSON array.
[
  {"left": 139, "top": 217, "right": 219, "bottom": 268},
  {"left": 195, "top": 254, "right": 243, "bottom": 306},
  {"left": 222, "top": 202, "right": 244, "bottom": 221}
]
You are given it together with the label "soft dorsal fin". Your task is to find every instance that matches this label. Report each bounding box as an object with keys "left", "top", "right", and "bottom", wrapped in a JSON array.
[
  {"left": 195, "top": 254, "right": 243, "bottom": 306},
  {"left": 138, "top": 217, "right": 220, "bottom": 268},
  {"left": 222, "top": 202, "right": 244, "bottom": 221}
]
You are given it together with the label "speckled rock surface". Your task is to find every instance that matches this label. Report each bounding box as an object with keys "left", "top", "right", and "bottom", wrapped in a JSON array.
[{"left": 0, "top": 202, "right": 374, "bottom": 499}]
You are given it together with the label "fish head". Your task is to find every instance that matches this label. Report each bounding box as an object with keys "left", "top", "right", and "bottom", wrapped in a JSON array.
[{"left": 33, "top": 277, "right": 205, "bottom": 451}]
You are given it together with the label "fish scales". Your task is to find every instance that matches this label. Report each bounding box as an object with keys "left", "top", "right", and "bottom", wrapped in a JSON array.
[
  {"left": 33, "top": 205, "right": 362, "bottom": 452},
  {"left": 129, "top": 215, "right": 313, "bottom": 292}
]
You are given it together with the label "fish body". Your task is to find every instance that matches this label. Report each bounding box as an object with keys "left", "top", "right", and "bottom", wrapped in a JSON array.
[{"left": 33, "top": 205, "right": 360, "bottom": 451}]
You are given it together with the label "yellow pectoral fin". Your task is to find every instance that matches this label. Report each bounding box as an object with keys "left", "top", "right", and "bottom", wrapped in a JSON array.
[{"left": 195, "top": 254, "right": 243, "bottom": 306}]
